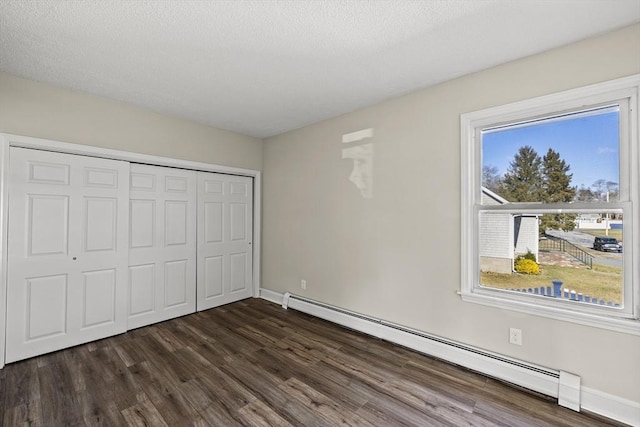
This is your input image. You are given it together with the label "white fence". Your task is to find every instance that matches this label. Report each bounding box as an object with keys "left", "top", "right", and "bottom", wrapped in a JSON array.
[{"left": 577, "top": 219, "right": 622, "bottom": 230}]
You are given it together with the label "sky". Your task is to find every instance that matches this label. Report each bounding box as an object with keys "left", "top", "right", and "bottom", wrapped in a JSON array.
[{"left": 482, "top": 110, "right": 620, "bottom": 190}]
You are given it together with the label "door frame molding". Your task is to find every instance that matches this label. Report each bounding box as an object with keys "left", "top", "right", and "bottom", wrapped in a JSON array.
[{"left": 0, "top": 132, "right": 262, "bottom": 368}]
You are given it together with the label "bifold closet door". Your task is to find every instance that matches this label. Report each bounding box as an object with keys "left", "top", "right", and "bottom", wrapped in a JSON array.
[
  {"left": 128, "top": 164, "right": 197, "bottom": 329},
  {"left": 197, "top": 172, "right": 253, "bottom": 310},
  {"left": 6, "top": 147, "right": 129, "bottom": 363}
]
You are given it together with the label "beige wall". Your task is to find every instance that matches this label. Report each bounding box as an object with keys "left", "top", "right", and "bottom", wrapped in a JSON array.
[
  {"left": 0, "top": 72, "right": 263, "bottom": 170},
  {"left": 1, "top": 22, "right": 638, "bottom": 405},
  {"left": 263, "top": 24, "right": 640, "bottom": 402}
]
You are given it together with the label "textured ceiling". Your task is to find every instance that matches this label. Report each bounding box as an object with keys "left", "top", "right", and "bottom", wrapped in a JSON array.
[{"left": 1, "top": 1, "right": 639, "bottom": 138}]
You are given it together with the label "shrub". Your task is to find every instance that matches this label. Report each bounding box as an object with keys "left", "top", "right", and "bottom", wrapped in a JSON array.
[
  {"left": 517, "top": 250, "right": 537, "bottom": 262},
  {"left": 514, "top": 258, "right": 540, "bottom": 275}
]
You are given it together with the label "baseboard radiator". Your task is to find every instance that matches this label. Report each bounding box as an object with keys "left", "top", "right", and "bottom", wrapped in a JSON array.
[{"left": 281, "top": 292, "right": 581, "bottom": 412}]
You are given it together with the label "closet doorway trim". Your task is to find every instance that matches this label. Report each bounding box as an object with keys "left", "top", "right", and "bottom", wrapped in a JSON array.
[{"left": 0, "top": 133, "right": 262, "bottom": 369}]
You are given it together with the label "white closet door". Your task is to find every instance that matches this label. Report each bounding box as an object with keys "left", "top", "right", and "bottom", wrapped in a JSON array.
[
  {"left": 128, "top": 164, "right": 197, "bottom": 329},
  {"left": 197, "top": 172, "right": 253, "bottom": 311},
  {"left": 6, "top": 147, "right": 129, "bottom": 363}
]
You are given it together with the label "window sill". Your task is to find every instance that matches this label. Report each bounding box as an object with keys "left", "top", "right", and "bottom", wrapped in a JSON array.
[{"left": 460, "top": 290, "right": 640, "bottom": 336}]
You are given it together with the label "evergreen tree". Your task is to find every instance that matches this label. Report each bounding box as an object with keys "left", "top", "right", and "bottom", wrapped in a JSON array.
[
  {"left": 540, "top": 148, "right": 577, "bottom": 232},
  {"left": 497, "top": 146, "right": 578, "bottom": 233},
  {"left": 542, "top": 149, "right": 575, "bottom": 202},
  {"left": 498, "top": 146, "right": 543, "bottom": 202}
]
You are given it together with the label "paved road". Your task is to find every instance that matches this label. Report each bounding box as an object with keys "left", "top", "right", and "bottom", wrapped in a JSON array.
[{"left": 545, "top": 229, "right": 622, "bottom": 268}]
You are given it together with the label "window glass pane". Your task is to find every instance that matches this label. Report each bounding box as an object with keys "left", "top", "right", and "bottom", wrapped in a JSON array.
[
  {"left": 481, "top": 106, "right": 620, "bottom": 204},
  {"left": 479, "top": 211, "right": 623, "bottom": 308}
]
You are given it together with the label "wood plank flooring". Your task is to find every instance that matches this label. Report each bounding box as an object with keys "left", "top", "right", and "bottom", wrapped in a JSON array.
[{"left": 0, "top": 298, "right": 623, "bottom": 426}]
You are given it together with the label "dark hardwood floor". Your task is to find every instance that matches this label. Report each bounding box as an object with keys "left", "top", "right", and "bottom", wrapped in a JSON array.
[{"left": 0, "top": 298, "right": 623, "bottom": 426}]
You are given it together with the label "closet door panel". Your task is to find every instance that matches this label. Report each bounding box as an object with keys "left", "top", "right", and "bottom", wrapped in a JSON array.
[
  {"left": 197, "top": 172, "right": 253, "bottom": 311},
  {"left": 129, "top": 264, "right": 155, "bottom": 316},
  {"left": 84, "top": 197, "right": 117, "bottom": 252},
  {"left": 28, "top": 194, "right": 69, "bottom": 256},
  {"left": 165, "top": 259, "right": 188, "bottom": 307},
  {"left": 25, "top": 274, "right": 68, "bottom": 340},
  {"left": 6, "top": 147, "right": 129, "bottom": 363},
  {"left": 204, "top": 255, "right": 224, "bottom": 298},
  {"left": 127, "top": 164, "right": 196, "bottom": 329},
  {"left": 130, "top": 200, "right": 155, "bottom": 248},
  {"left": 82, "top": 268, "right": 117, "bottom": 328}
]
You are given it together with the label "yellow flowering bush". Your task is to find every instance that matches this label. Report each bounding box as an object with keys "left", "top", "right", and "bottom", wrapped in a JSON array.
[{"left": 514, "top": 258, "right": 540, "bottom": 275}]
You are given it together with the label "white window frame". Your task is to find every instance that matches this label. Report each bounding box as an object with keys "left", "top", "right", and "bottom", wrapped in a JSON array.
[{"left": 461, "top": 75, "right": 640, "bottom": 335}]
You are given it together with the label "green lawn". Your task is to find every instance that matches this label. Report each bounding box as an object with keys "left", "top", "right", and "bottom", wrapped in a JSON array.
[
  {"left": 481, "top": 263, "right": 622, "bottom": 304},
  {"left": 581, "top": 228, "right": 623, "bottom": 242}
]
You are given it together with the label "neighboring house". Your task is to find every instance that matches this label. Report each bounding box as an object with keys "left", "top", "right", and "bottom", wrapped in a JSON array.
[
  {"left": 479, "top": 187, "right": 539, "bottom": 274},
  {"left": 577, "top": 213, "right": 623, "bottom": 230},
  {"left": 577, "top": 213, "right": 604, "bottom": 229}
]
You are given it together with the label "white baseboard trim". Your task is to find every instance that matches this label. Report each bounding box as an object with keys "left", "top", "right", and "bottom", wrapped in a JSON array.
[
  {"left": 258, "top": 289, "right": 639, "bottom": 426},
  {"left": 582, "top": 387, "right": 640, "bottom": 427},
  {"left": 279, "top": 292, "right": 559, "bottom": 396},
  {"left": 259, "top": 288, "right": 285, "bottom": 305}
]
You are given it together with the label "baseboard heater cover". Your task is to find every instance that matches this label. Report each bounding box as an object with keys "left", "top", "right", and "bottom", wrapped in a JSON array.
[{"left": 281, "top": 292, "right": 580, "bottom": 410}]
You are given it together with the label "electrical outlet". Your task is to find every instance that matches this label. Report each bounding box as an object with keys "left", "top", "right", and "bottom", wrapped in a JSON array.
[
  {"left": 509, "top": 328, "right": 522, "bottom": 346},
  {"left": 301, "top": 279, "right": 307, "bottom": 290}
]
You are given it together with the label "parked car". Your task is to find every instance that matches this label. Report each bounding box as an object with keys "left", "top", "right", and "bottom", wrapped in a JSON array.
[{"left": 593, "top": 236, "right": 622, "bottom": 253}]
